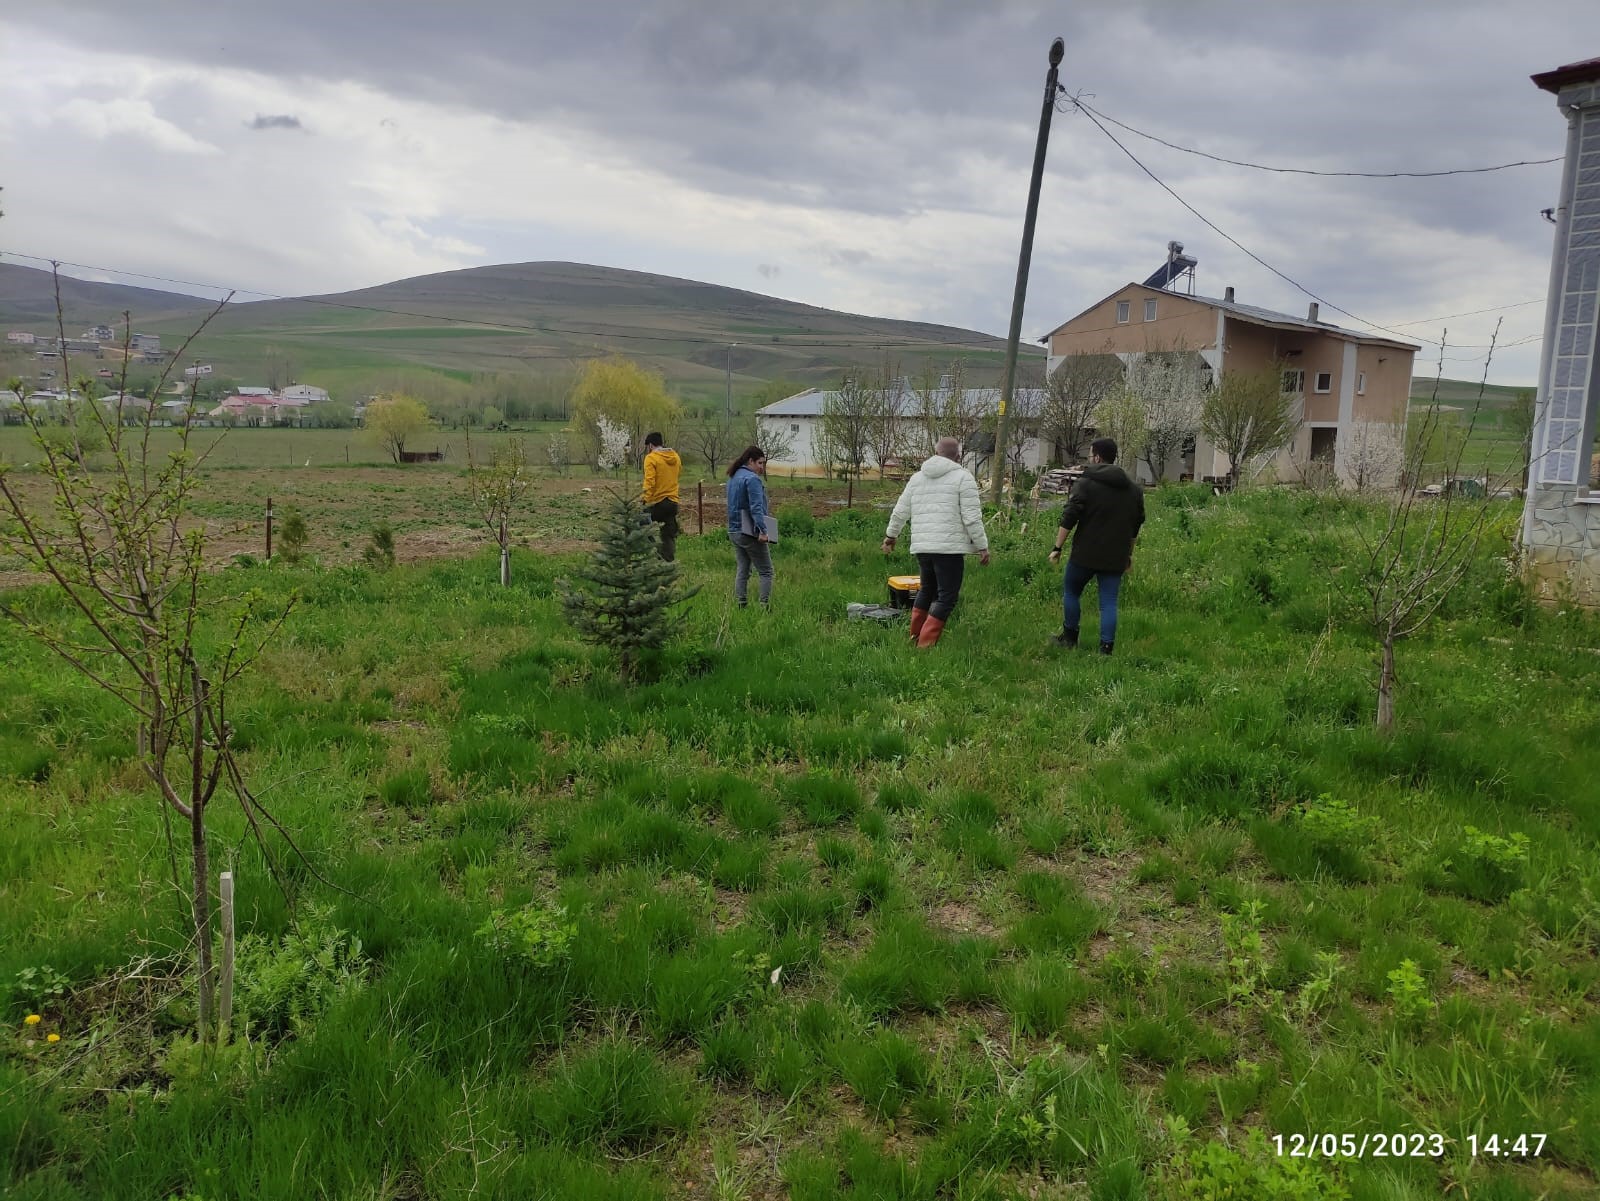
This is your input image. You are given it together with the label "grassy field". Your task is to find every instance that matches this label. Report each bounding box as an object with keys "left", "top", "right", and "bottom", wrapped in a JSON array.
[
  {"left": 2, "top": 476, "right": 1599, "bottom": 1200},
  {"left": 0, "top": 425, "right": 576, "bottom": 473}
]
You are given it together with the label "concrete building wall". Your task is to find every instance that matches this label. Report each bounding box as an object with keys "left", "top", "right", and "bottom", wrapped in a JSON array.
[{"left": 1522, "top": 62, "right": 1600, "bottom": 606}]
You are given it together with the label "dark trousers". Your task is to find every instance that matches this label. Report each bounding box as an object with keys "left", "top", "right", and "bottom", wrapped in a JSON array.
[
  {"left": 647, "top": 498, "right": 680, "bottom": 561},
  {"left": 914, "top": 553, "right": 966, "bottom": 620}
]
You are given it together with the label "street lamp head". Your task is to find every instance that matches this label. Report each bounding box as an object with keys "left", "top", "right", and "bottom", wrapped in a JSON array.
[{"left": 1048, "top": 37, "right": 1064, "bottom": 67}]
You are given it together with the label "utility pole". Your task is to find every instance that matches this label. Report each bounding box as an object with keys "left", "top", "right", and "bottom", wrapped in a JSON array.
[
  {"left": 725, "top": 342, "right": 739, "bottom": 416},
  {"left": 989, "top": 36, "right": 1065, "bottom": 506}
]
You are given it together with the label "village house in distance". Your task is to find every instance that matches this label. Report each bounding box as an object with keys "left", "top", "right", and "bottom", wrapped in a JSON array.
[
  {"left": 757, "top": 248, "right": 1417, "bottom": 485},
  {"left": 1041, "top": 250, "right": 1418, "bottom": 487}
]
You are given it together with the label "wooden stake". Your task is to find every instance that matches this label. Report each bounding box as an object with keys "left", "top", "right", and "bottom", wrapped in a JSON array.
[{"left": 218, "top": 870, "right": 235, "bottom": 1043}]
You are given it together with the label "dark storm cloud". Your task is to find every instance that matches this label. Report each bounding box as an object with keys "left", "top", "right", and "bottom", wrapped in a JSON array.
[
  {"left": 248, "top": 113, "right": 303, "bottom": 130},
  {"left": 15, "top": 0, "right": 1597, "bottom": 360},
  {"left": 25, "top": 1, "right": 1585, "bottom": 223}
]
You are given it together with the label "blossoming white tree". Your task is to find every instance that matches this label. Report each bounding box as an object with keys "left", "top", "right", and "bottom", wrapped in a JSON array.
[
  {"left": 1338, "top": 421, "right": 1406, "bottom": 492},
  {"left": 1125, "top": 351, "right": 1209, "bottom": 482},
  {"left": 595, "top": 416, "right": 630, "bottom": 473}
]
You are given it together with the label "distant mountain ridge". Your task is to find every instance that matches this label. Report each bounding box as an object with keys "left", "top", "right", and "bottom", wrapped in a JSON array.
[
  {"left": 1, "top": 260, "right": 1027, "bottom": 399},
  {"left": 0, "top": 262, "right": 212, "bottom": 326}
]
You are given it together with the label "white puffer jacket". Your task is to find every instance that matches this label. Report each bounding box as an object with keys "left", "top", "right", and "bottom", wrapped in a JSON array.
[{"left": 884, "top": 454, "right": 989, "bottom": 555}]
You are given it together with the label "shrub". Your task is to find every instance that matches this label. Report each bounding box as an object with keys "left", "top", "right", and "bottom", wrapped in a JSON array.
[
  {"left": 276, "top": 507, "right": 309, "bottom": 564},
  {"left": 1165, "top": 1128, "right": 1348, "bottom": 1200},
  {"left": 232, "top": 913, "right": 369, "bottom": 1040},
  {"left": 476, "top": 901, "right": 577, "bottom": 969},
  {"left": 362, "top": 522, "right": 396, "bottom": 569}
]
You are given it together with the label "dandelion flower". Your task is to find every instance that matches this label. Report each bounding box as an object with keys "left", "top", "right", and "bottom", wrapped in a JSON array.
[
  {"left": 24, "top": 1014, "right": 41, "bottom": 1026},
  {"left": 46, "top": 1033, "right": 61, "bottom": 1043}
]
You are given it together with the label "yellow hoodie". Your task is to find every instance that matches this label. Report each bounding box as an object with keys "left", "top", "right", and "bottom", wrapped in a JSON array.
[{"left": 643, "top": 447, "right": 682, "bottom": 504}]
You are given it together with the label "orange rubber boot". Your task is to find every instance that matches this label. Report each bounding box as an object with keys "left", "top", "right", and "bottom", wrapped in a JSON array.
[
  {"left": 916, "top": 615, "right": 947, "bottom": 648},
  {"left": 908, "top": 607, "right": 928, "bottom": 643}
]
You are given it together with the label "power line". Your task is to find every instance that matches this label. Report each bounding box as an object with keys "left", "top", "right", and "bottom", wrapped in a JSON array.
[
  {"left": 0, "top": 250, "right": 1020, "bottom": 354},
  {"left": 1068, "top": 96, "right": 1561, "bottom": 179},
  {"left": 1068, "top": 103, "right": 1458, "bottom": 349},
  {"left": 1385, "top": 298, "right": 1543, "bottom": 328}
]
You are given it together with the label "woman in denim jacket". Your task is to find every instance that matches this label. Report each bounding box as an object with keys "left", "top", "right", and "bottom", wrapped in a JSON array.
[{"left": 725, "top": 445, "right": 772, "bottom": 608}]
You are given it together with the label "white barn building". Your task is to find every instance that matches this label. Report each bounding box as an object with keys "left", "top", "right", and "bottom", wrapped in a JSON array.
[{"left": 756, "top": 383, "right": 1051, "bottom": 478}]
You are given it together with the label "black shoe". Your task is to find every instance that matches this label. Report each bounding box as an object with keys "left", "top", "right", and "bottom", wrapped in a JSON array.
[
  {"left": 1099, "top": 640, "right": 1114, "bottom": 655},
  {"left": 1051, "top": 627, "right": 1079, "bottom": 648}
]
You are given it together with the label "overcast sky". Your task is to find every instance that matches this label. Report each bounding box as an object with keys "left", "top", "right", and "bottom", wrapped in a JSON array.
[{"left": 3, "top": 1, "right": 1597, "bottom": 384}]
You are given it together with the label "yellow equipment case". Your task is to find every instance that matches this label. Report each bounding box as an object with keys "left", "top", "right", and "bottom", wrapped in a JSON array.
[{"left": 886, "top": 575, "right": 920, "bottom": 609}]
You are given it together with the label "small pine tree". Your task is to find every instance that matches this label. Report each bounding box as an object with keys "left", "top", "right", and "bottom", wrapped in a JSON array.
[
  {"left": 560, "top": 491, "right": 698, "bottom": 680},
  {"left": 277, "top": 507, "right": 309, "bottom": 564}
]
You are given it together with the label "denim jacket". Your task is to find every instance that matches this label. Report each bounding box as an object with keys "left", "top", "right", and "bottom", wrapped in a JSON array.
[{"left": 726, "top": 467, "right": 768, "bottom": 535}]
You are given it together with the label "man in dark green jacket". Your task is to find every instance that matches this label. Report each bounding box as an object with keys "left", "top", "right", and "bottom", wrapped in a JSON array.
[{"left": 1048, "top": 437, "right": 1145, "bottom": 654}]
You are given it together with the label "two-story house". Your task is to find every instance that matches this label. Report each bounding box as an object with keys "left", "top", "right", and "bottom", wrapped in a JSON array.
[{"left": 1041, "top": 283, "right": 1419, "bottom": 485}]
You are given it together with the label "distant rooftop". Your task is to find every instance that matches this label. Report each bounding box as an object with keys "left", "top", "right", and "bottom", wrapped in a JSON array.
[
  {"left": 1188, "top": 293, "right": 1420, "bottom": 350},
  {"left": 758, "top": 385, "right": 1047, "bottom": 419},
  {"left": 1532, "top": 56, "right": 1600, "bottom": 93}
]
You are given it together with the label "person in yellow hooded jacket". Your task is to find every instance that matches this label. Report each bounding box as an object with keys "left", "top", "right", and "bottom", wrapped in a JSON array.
[{"left": 641, "top": 431, "right": 682, "bottom": 561}]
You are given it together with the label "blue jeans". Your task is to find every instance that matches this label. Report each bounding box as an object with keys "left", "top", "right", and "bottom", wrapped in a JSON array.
[{"left": 1063, "top": 561, "right": 1123, "bottom": 644}]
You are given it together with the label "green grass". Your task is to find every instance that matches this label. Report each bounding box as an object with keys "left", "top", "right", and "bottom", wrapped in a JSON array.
[{"left": 1, "top": 481, "right": 1598, "bottom": 1199}]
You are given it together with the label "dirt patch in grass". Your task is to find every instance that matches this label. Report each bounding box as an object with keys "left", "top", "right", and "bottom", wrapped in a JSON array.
[{"left": 930, "top": 899, "right": 1000, "bottom": 940}]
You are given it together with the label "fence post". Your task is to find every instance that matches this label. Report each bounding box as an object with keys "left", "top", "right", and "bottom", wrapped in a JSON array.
[
  {"left": 265, "top": 497, "right": 273, "bottom": 560},
  {"left": 218, "top": 870, "right": 235, "bottom": 1043},
  {"left": 697, "top": 481, "right": 704, "bottom": 535},
  {"left": 848, "top": 476, "right": 854, "bottom": 509}
]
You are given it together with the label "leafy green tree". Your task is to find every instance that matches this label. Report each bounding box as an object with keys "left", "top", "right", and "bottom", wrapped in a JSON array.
[
  {"left": 366, "top": 394, "right": 430, "bottom": 463},
  {"left": 568, "top": 357, "right": 681, "bottom": 461},
  {"left": 1202, "top": 364, "right": 1300, "bottom": 487},
  {"left": 559, "top": 491, "right": 698, "bottom": 681}
]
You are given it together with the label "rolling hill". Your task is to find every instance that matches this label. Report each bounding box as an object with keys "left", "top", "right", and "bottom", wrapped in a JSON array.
[
  {"left": 0, "top": 261, "right": 1033, "bottom": 404},
  {"left": 0, "top": 263, "right": 212, "bottom": 327}
]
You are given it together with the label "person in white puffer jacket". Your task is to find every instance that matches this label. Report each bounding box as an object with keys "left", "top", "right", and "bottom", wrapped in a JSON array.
[{"left": 880, "top": 437, "right": 991, "bottom": 647}]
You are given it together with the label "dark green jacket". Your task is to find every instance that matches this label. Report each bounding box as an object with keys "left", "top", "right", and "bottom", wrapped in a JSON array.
[{"left": 1059, "top": 464, "right": 1145, "bottom": 572}]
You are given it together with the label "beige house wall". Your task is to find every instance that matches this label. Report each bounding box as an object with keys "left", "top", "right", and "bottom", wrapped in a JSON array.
[
  {"left": 1048, "top": 285, "right": 1216, "bottom": 358},
  {"left": 1353, "top": 345, "right": 1413, "bottom": 424}
]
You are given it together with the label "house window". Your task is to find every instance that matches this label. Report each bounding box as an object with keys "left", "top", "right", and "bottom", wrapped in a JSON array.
[
  {"left": 1144, "top": 298, "right": 1158, "bottom": 321},
  {"left": 1281, "top": 369, "right": 1305, "bottom": 394},
  {"left": 1356, "top": 372, "right": 1366, "bottom": 395},
  {"left": 1314, "top": 372, "right": 1332, "bottom": 394},
  {"left": 1116, "top": 301, "right": 1130, "bottom": 324},
  {"left": 790, "top": 423, "right": 799, "bottom": 433}
]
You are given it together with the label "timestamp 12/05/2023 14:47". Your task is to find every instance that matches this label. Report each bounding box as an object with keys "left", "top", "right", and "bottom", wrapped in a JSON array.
[{"left": 1273, "top": 1132, "right": 1547, "bottom": 1159}]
